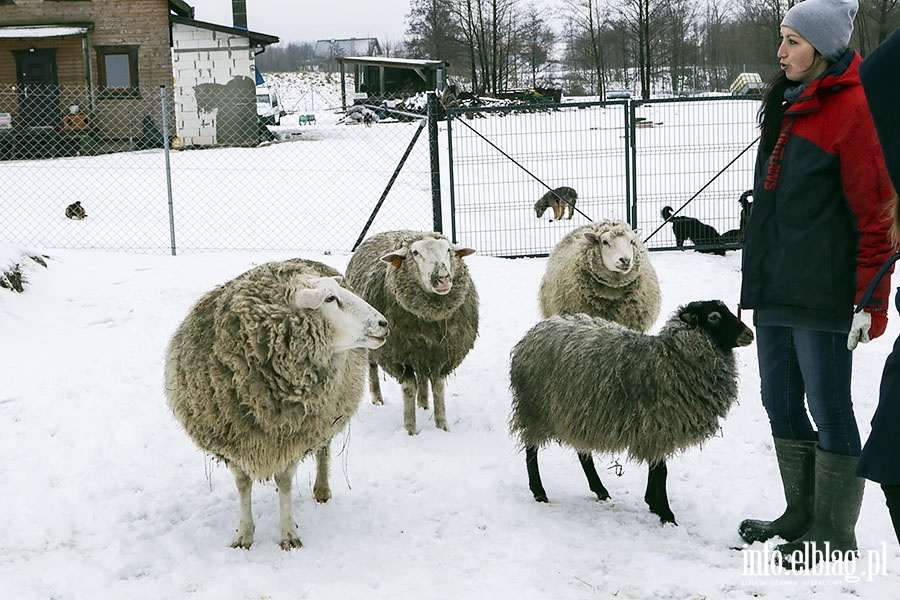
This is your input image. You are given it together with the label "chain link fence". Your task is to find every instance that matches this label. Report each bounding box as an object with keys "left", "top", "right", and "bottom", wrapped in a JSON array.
[
  {"left": 1, "top": 83, "right": 436, "bottom": 254},
  {"left": 3, "top": 82, "right": 762, "bottom": 257}
]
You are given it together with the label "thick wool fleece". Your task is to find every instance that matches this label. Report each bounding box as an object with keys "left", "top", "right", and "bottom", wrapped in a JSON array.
[
  {"left": 165, "top": 259, "right": 368, "bottom": 480},
  {"left": 538, "top": 220, "right": 660, "bottom": 332},
  {"left": 509, "top": 312, "right": 740, "bottom": 465},
  {"left": 344, "top": 230, "right": 479, "bottom": 381}
]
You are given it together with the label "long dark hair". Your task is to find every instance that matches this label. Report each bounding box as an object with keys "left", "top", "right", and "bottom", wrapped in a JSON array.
[{"left": 758, "top": 70, "right": 793, "bottom": 154}]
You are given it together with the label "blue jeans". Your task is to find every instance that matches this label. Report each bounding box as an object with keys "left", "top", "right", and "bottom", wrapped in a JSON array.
[{"left": 756, "top": 325, "right": 860, "bottom": 456}]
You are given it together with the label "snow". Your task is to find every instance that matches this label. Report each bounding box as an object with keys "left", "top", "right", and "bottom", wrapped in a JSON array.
[{"left": 2, "top": 245, "right": 899, "bottom": 599}]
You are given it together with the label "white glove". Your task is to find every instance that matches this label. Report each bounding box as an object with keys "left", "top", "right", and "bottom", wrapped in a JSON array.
[{"left": 847, "top": 310, "right": 872, "bottom": 350}]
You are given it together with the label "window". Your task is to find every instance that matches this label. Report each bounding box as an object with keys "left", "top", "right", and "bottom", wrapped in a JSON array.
[{"left": 95, "top": 46, "right": 139, "bottom": 98}]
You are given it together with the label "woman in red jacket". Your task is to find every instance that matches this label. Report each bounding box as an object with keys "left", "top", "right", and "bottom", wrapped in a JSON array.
[{"left": 738, "top": 0, "right": 895, "bottom": 568}]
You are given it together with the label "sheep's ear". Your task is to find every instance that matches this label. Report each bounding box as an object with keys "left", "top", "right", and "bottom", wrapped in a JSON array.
[
  {"left": 679, "top": 308, "right": 699, "bottom": 328},
  {"left": 330, "top": 275, "right": 343, "bottom": 285},
  {"left": 380, "top": 247, "right": 407, "bottom": 267},
  {"left": 454, "top": 245, "right": 476, "bottom": 258},
  {"left": 583, "top": 232, "right": 599, "bottom": 244},
  {"left": 294, "top": 287, "right": 329, "bottom": 309}
]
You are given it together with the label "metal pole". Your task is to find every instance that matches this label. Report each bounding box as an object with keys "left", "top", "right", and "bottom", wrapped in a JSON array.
[
  {"left": 427, "top": 92, "right": 442, "bottom": 233},
  {"left": 160, "top": 85, "right": 176, "bottom": 256}
]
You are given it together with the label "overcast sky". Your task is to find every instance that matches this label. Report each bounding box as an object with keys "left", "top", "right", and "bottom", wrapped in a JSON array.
[{"left": 188, "top": 0, "right": 413, "bottom": 45}]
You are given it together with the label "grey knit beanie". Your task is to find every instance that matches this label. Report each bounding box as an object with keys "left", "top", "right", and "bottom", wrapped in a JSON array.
[{"left": 781, "top": 0, "right": 858, "bottom": 62}]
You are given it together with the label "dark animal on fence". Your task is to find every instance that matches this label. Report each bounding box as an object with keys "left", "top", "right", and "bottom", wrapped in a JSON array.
[
  {"left": 509, "top": 300, "right": 754, "bottom": 525},
  {"left": 65, "top": 201, "right": 87, "bottom": 220},
  {"left": 661, "top": 206, "right": 725, "bottom": 255},
  {"left": 721, "top": 190, "right": 754, "bottom": 245},
  {"left": 534, "top": 187, "right": 578, "bottom": 221}
]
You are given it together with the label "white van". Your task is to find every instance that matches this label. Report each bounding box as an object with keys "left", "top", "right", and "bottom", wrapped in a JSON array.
[{"left": 256, "top": 85, "right": 281, "bottom": 126}]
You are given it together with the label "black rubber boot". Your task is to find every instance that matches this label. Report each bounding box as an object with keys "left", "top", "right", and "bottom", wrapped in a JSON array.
[
  {"left": 882, "top": 484, "right": 900, "bottom": 544},
  {"left": 776, "top": 448, "right": 864, "bottom": 569},
  {"left": 739, "top": 437, "right": 816, "bottom": 544}
]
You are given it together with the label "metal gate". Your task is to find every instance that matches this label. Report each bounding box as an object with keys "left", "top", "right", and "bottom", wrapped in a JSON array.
[{"left": 446, "top": 95, "right": 761, "bottom": 258}]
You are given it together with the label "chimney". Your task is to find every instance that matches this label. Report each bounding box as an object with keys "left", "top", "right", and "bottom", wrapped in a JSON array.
[{"left": 232, "top": 0, "right": 248, "bottom": 30}]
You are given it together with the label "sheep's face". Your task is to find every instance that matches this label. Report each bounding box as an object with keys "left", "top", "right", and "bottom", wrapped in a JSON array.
[
  {"left": 380, "top": 236, "right": 476, "bottom": 296},
  {"left": 294, "top": 276, "right": 390, "bottom": 352},
  {"left": 583, "top": 228, "right": 637, "bottom": 274},
  {"left": 678, "top": 300, "right": 754, "bottom": 352}
]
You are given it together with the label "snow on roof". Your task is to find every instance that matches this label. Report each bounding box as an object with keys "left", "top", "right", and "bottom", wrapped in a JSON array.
[{"left": 0, "top": 25, "right": 90, "bottom": 39}]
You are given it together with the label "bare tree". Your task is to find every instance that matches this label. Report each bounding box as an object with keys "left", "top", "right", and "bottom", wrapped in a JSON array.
[
  {"left": 406, "top": 0, "right": 465, "bottom": 65},
  {"left": 518, "top": 4, "right": 557, "bottom": 88},
  {"left": 566, "top": 0, "right": 610, "bottom": 97},
  {"left": 615, "top": 0, "right": 674, "bottom": 99},
  {"left": 450, "top": 0, "right": 520, "bottom": 95},
  {"left": 857, "top": 0, "right": 900, "bottom": 53}
]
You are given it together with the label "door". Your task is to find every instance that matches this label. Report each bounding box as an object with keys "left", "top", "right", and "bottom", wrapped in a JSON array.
[{"left": 13, "top": 49, "right": 61, "bottom": 129}]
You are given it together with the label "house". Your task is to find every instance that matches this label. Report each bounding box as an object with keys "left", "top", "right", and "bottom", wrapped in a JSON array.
[{"left": 0, "top": 0, "right": 278, "bottom": 155}]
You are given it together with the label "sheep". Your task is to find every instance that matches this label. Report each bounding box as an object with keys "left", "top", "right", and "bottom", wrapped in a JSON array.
[
  {"left": 344, "top": 230, "right": 479, "bottom": 435},
  {"left": 164, "top": 258, "right": 390, "bottom": 550},
  {"left": 508, "top": 300, "right": 754, "bottom": 524},
  {"left": 538, "top": 219, "right": 660, "bottom": 333}
]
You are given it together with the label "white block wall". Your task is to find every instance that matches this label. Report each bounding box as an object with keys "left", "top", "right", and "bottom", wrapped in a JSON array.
[{"left": 171, "top": 22, "right": 257, "bottom": 147}]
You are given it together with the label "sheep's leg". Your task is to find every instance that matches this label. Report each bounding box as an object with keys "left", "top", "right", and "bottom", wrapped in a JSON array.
[
  {"left": 274, "top": 462, "right": 303, "bottom": 550},
  {"left": 228, "top": 463, "right": 255, "bottom": 549},
  {"left": 368, "top": 361, "right": 384, "bottom": 405},
  {"left": 401, "top": 365, "right": 418, "bottom": 435},
  {"left": 577, "top": 452, "right": 610, "bottom": 501},
  {"left": 416, "top": 372, "right": 430, "bottom": 409},
  {"left": 313, "top": 445, "right": 332, "bottom": 503},
  {"left": 431, "top": 376, "right": 448, "bottom": 431},
  {"left": 645, "top": 460, "right": 677, "bottom": 525},
  {"left": 526, "top": 446, "right": 548, "bottom": 502}
]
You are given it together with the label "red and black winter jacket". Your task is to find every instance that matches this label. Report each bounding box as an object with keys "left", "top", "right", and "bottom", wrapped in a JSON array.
[{"left": 740, "top": 49, "right": 895, "bottom": 331}]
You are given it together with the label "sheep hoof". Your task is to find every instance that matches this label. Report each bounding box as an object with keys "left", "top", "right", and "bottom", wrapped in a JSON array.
[
  {"left": 654, "top": 511, "right": 677, "bottom": 526},
  {"left": 371, "top": 398, "right": 384, "bottom": 406},
  {"left": 231, "top": 538, "right": 252, "bottom": 550},
  {"left": 435, "top": 421, "right": 449, "bottom": 432},
  {"left": 280, "top": 536, "right": 303, "bottom": 551},
  {"left": 313, "top": 488, "right": 332, "bottom": 503},
  {"left": 533, "top": 493, "right": 549, "bottom": 503}
]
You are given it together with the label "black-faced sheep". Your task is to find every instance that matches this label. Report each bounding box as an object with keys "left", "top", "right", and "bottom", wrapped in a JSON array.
[
  {"left": 508, "top": 300, "right": 754, "bottom": 524},
  {"left": 344, "top": 230, "right": 479, "bottom": 435},
  {"left": 165, "top": 259, "right": 390, "bottom": 550},
  {"left": 534, "top": 186, "right": 578, "bottom": 221},
  {"left": 538, "top": 219, "right": 660, "bottom": 332},
  {"left": 661, "top": 206, "right": 726, "bottom": 255}
]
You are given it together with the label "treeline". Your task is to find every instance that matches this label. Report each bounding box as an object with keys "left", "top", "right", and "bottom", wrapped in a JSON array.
[{"left": 257, "top": 0, "right": 899, "bottom": 98}]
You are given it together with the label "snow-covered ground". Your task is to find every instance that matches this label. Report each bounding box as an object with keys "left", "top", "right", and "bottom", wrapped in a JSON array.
[{"left": 2, "top": 245, "right": 898, "bottom": 599}]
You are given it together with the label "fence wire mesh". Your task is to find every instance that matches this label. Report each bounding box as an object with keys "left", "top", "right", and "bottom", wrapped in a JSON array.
[
  {"left": 1, "top": 84, "right": 436, "bottom": 254},
  {"left": 446, "top": 96, "right": 761, "bottom": 257},
  {"left": 3, "top": 83, "right": 762, "bottom": 258}
]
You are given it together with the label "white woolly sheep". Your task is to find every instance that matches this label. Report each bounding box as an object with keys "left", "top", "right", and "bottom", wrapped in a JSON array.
[
  {"left": 165, "top": 259, "right": 389, "bottom": 550},
  {"left": 509, "top": 300, "right": 754, "bottom": 524},
  {"left": 344, "top": 230, "right": 479, "bottom": 435},
  {"left": 538, "top": 219, "right": 660, "bottom": 332}
]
